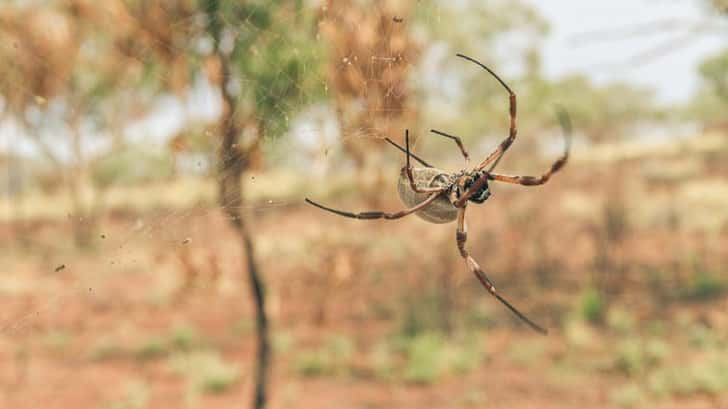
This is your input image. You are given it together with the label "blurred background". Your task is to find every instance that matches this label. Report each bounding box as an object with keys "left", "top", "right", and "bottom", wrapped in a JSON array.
[{"left": 2, "top": 1, "right": 728, "bottom": 408}]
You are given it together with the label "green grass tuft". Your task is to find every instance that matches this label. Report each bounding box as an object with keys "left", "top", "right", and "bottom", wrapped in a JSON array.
[{"left": 579, "top": 288, "right": 605, "bottom": 324}]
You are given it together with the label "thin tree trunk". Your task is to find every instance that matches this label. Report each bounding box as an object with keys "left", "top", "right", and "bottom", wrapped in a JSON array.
[
  {"left": 218, "top": 122, "right": 269, "bottom": 409},
  {"left": 217, "top": 61, "right": 269, "bottom": 409},
  {"left": 206, "top": 2, "right": 270, "bottom": 405}
]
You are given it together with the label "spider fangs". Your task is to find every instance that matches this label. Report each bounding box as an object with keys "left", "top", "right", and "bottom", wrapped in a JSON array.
[{"left": 305, "top": 53, "right": 572, "bottom": 335}]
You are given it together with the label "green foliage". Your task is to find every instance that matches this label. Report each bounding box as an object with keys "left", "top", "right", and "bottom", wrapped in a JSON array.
[
  {"left": 679, "top": 271, "right": 727, "bottom": 301},
  {"left": 614, "top": 337, "right": 672, "bottom": 377},
  {"left": 294, "top": 334, "right": 354, "bottom": 377},
  {"left": 205, "top": 0, "right": 324, "bottom": 138},
  {"left": 579, "top": 288, "right": 605, "bottom": 324},
  {"left": 89, "top": 339, "right": 125, "bottom": 362},
  {"left": 644, "top": 339, "right": 671, "bottom": 366},
  {"left": 169, "top": 325, "right": 202, "bottom": 351},
  {"left": 368, "top": 341, "right": 396, "bottom": 380},
  {"left": 402, "top": 332, "right": 445, "bottom": 384},
  {"left": 295, "top": 351, "right": 330, "bottom": 377},
  {"left": 687, "top": 323, "right": 720, "bottom": 349},
  {"left": 615, "top": 339, "right": 645, "bottom": 376},
  {"left": 686, "top": 45, "right": 728, "bottom": 122},
  {"left": 524, "top": 74, "right": 658, "bottom": 142},
  {"left": 647, "top": 353, "right": 728, "bottom": 397},
  {"left": 399, "top": 289, "right": 452, "bottom": 337},
  {"left": 134, "top": 337, "right": 169, "bottom": 360},
  {"left": 699, "top": 47, "right": 728, "bottom": 101},
  {"left": 395, "top": 332, "right": 485, "bottom": 384},
  {"left": 170, "top": 351, "right": 240, "bottom": 395}
]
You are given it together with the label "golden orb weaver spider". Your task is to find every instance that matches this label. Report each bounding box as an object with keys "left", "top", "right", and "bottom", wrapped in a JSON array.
[{"left": 305, "top": 53, "right": 572, "bottom": 334}]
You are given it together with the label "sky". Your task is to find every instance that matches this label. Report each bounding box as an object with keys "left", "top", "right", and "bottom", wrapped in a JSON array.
[{"left": 524, "top": 0, "right": 727, "bottom": 103}]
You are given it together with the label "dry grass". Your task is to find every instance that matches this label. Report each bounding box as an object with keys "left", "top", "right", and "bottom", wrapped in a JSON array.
[{"left": 2, "top": 132, "right": 728, "bottom": 408}]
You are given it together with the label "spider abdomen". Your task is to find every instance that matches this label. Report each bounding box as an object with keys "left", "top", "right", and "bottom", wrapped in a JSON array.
[{"left": 397, "top": 167, "right": 458, "bottom": 224}]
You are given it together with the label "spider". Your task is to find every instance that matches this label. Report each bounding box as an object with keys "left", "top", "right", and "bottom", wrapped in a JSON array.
[{"left": 305, "top": 53, "right": 572, "bottom": 334}]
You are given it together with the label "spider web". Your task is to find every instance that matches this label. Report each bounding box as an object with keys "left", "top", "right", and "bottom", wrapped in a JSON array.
[
  {"left": 0, "top": 1, "right": 484, "bottom": 407},
  {"left": 4, "top": 2, "right": 727, "bottom": 408}
]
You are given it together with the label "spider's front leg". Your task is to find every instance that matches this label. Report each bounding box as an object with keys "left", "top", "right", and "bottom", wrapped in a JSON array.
[
  {"left": 488, "top": 155, "right": 567, "bottom": 186},
  {"left": 305, "top": 190, "right": 444, "bottom": 220},
  {"left": 487, "top": 109, "right": 571, "bottom": 187},
  {"left": 455, "top": 54, "right": 519, "bottom": 172},
  {"left": 456, "top": 208, "right": 547, "bottom": 334},
  {"left": 429, "top": 129, "right": 470, "bottom": 165}
]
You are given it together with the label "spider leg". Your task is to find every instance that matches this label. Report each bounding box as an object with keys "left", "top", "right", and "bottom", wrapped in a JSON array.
[
  {"left": 403, "top": 130, "right": 444, "bottom": 194},
  {"left": 453, "top": 171, "right": 490, "bottom": 208},
  {"left": 453, "top": 107, "right": 572, "bottom": 206},
  {"left": 429, "top": 129, "right": 470, "bottom": 164},
  {"left": 488, "top": 108, "right": 571, "bottom": 187},
  {"left": 305, "top": 190, "right": 444, "bottom": 220},
  {"left": 488, "top": 158, "right": 567, "bottom": 186},
  {"left": 455, "top": 53, "right": 518, "bottom": 172},
  {"left": 383, "top": 137, "right": 434, "bottom": 168},
  {"left": 456, "top": 208, "right": 547, "bottom": 334}
]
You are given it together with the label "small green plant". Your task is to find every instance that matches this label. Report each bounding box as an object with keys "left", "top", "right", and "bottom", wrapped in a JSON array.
[
  {"left": 170, "top": 352, "right": 239, "bottom": 395},
  {"left": 679, "top": 272, "right": 727, "bottom": 301},
  {"left": 579, "top": 288, "right": 605, "bottom": 324},
  {"left": 644, "top": 338, "right": 670, "bottom": 366},
  {"left": 688, "top": 323, "right": 718, "bottom": 349},
  {"left": 399, "top": 291, "right": 451, "bottom": 338},
  {"left": 294, "top": 334, "right": 354, "bottom": 378},
  {"left": 402, "top": 332, "right": 444, "bottom": 384},
  {"left": 135, "top": 337, "right": 168, "bottom": 360},
  {"left": 445, "top": 335, "right": 485, "bottom": 374},
  {"left": 647, "top": 354, "right": 728, "bottom": 397},
  {"left": 368, "top": 341, "right": 395, "bottom": 380},
  {"left": 169, "top": 325, "right": 200, "bottom": 351},
  {"left": 463, "top": 303, "right": 495, "bottom": 330},
  {"left": 89, "top": 339, "right": 125, "bottom": 361},
  {"left": 295, "top": 350, "right": 331, "bottom": 377},
  {"left": 614, "top": 339, "right": 644, "bottom": 376}
]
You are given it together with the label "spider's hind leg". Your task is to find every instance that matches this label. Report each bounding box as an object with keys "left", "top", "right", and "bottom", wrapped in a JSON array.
[{"left": 455, "top": 208, "right": 547, "bottom": 334}]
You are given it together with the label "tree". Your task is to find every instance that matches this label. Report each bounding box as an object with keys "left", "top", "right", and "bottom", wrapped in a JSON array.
[
  {"left": 105, "top": 1, "right": 321, "bottom": 408},
  {"left": 203, "top": 3, "right": 320, "bottom": 407},
  {"left": 0, "top": 2, "right": 143, "bottom": 246},
  {"left": 318, "top": 0, "right": 420, "bottom": 197},
  {"left": 409, "top": 1, "right": 550, "bottom": 158}
]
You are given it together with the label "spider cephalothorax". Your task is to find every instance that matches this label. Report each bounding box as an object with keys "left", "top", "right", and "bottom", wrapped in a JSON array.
[
  {"left": 305, "top": 53, "right": 572, "bottom": 334},
  {"left": 461, "top": 170, "right": 491, "bottom": 204}
]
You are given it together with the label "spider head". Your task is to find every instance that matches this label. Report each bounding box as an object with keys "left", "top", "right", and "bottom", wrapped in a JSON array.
[{"left": 462, "top": 171, "right": 491, "bottom": 204}]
